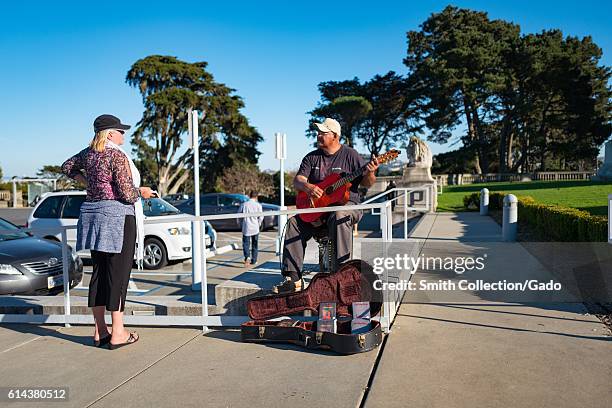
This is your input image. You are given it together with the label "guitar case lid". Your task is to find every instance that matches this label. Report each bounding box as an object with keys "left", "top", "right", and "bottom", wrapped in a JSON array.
[{"left": 247, "top": 259, "right": 382, "bottom": 320}]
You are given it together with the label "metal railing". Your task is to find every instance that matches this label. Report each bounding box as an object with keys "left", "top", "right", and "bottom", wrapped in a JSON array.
[
  {"left": 0, "top": 187, "right": 434, "bottom": 333},
  {"left": 609, "top": 194, "right": 612, "bottom": 244}
]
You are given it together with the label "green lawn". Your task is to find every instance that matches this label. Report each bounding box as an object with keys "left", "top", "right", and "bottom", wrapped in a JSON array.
[{"left": 437, "top": 180, "right": 612, "bottom": 216}]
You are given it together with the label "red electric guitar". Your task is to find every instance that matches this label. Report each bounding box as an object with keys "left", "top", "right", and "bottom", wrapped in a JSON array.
[{"left": 296, "top": 149, "right": 401, "bottom": 223}]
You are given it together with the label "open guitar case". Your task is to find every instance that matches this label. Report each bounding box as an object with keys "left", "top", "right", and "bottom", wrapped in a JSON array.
[{"left": 241, "top": 259, "right": 384, "bottom": 354}]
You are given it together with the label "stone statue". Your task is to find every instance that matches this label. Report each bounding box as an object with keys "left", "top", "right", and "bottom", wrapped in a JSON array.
[
  {"left": 594, "top": 139, "right": 612, "bottom": 181},
  {"left": 397, "top": 136, "right": 437, "bottom": 212},
  {"left": 406, "top": 136, "right": 433, "bottom": 169}
]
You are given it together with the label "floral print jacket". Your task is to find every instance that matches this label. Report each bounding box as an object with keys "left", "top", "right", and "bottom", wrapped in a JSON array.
[{"left": 61, "top": 147, "right": 139, "bottom": 204}]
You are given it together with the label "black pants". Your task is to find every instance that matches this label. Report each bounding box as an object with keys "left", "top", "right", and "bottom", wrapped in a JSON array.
[{"left": 89, "top": 215, "right": 136, "bottom": 312}]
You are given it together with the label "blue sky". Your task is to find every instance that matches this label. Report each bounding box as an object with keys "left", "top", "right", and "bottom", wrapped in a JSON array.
[{"left": 1, "top": 0, "right": 610, "bottom": 179}]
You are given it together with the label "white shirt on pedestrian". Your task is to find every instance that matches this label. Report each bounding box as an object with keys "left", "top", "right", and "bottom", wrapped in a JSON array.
[{"left": 239, "top": 198, "right": 264, "bottom": 236}]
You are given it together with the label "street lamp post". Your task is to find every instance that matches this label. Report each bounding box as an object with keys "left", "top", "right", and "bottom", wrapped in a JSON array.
[{"left": 190, "top": 110, "right": 203, "bottom": 291}]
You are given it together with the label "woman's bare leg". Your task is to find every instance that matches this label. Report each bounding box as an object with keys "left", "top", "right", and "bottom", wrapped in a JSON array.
[
  {"left": 92, "top": 306, "right": 110, "bottom": 340},
  {"left": 110, "top": 310, "right": 138, "bottom": 344}
]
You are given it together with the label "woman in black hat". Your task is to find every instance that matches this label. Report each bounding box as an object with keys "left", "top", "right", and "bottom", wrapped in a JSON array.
[{"left": 62, "top": 114, "right": 155, "bottom": 349}]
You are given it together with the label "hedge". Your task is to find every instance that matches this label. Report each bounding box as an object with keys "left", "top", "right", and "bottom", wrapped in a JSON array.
[{"left": 463, "top": 191, "right": 608, "bottom": 242}]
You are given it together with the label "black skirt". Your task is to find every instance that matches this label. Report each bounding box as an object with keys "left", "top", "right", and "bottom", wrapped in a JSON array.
[{"left": 88, "top": 215, "right": 136, "bottom": 312}]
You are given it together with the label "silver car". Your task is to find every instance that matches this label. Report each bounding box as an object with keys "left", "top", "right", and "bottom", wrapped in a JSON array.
[{"left": 0, "top": 217, "right": 83, "bottom": 295}]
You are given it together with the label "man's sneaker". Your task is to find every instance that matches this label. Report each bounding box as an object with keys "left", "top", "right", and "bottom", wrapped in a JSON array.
[
  {"left": 244, "top": 257, "right": 250, "bottom": 267},
  {"left": 272, "top": 277, "right": 304, "bottom": 294}
]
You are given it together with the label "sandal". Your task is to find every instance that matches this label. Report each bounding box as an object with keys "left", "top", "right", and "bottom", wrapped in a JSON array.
[
  {"left": 93, "top": 334, "right": 112, "bottom": 348},
  {"left": 108, "top": 332, "right": 139, "bottom": 350}
]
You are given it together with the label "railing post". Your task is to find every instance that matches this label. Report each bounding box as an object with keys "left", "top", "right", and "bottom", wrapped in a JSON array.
[
  {"left": 503, "top": 194, "right": 518, "bottom": 242},
  {"left": 380, "top": 201, "right": 391, "bottom": 333},
  {"left": 192, "top": 221, "right": 202, "bottom": 290},
  {"left": 61, "top": 229, "right": 71, "bottom": 328},
  {"left": 403, "top": 188, "right": 408, "bottom": 239},
  {"left": 386, "top": 202, "right": 393, "bottom": 243},
  {"left": 380, "top": 203, "right": 387, "bottom": 240},
  {"left": 200, "top": 220, "right": 209, "bottom": 333}
]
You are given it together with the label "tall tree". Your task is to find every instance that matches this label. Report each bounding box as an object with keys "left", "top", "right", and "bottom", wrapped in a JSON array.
[
  {"left": 309, "top": 72, "right": 422, "bottom": 155},
  {"left": 405, "top": 6, "right": 611, "bottom": 173},
  {"left": 309, "top": 96, "right": 372, "bottom": 146},
  {"left": 37, "top": 165, "right": 80, "bottom": 189},
  {"left": 358, "top": 72, "right": 423, "bottom": 155},
  {"left": 405, "top": 6, "right": 521, "bottom": 173},
  {"left": 127, "top": 55, "right": 262, "bottom": 195},
  {"left": 510, "top": 31, "right": 611, "bottom": 171},
  {"left": 215, "top": 161, "right": 274, "bottom": 196}
]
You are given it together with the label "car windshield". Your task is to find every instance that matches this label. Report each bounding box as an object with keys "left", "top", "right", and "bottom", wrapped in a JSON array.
[
  {"left": 0, "top": 218, "right": 29, "bottom": 242},
  {"left": 234, "top": 195, "right": 249, "bottom": 203},
  {"left": 219, "top": 194, "right": 249, "bottom": 206},
  {"left": 143, "top": 198, "right": 182, "bottom": 216}
]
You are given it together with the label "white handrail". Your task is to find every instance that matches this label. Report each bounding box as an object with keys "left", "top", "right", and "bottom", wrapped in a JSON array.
[
  {"left": 0, "top": 197, "right": 425, "bottom": 333},
  {"left": 362, "top": 185, "right": 430, "bottom": 205}
]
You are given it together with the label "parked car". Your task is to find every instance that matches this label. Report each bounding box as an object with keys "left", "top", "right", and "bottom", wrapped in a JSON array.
[
  {"left": 175, "top": 193, "right": 280, "bottom": 231},
  {"left": 0, "top": 217, "right": 83, "bottom": 295},
  {"left": 162, "top": 193, "right": 191, "bottom": 207},
  {"left": 27, "top": 191, "right": 216, "bottom": 270}
]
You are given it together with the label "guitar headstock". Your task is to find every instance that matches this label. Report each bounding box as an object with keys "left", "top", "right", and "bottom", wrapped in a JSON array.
[{"left": 376, "top": 149, "right": 401, "bottom": 164}]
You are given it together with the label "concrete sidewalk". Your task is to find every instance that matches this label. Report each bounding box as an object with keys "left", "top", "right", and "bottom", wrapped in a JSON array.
[
  {"left": 364, "top": 213, "right": 612, "bottom": 408},
  {"left": 1, "top": 212, "right": 610, "bottom": 408},
  {"left": 0, "top": 323, "right": 379, "bottom": 408}
]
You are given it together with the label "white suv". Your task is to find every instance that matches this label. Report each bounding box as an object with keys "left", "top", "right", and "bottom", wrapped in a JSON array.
[{"left": 27, "top": 191, "right": 215, "bottom": 270}]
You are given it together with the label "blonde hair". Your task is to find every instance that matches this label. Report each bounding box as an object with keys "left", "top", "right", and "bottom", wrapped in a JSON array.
[{"left": 89, "top": 129, "right": 112, "bottom": 152}]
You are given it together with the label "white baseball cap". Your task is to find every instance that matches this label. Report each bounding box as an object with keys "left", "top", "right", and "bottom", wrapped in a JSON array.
[{"left": 314, "top": 118, "right": 341, "bottom": 136}]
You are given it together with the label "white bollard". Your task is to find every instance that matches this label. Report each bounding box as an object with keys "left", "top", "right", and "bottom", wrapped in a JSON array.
[
  {"left": 12, "top": 181, "right": 18, "bottom": 208},
  {"left": 608, "top": 194, "right": 612, "bottom": 244},
  {"left": 480, "top": 188, "right": 489, "bottom": 216},
  {"left": 503, "top": 194, "right": 518, "bottom": 242}
]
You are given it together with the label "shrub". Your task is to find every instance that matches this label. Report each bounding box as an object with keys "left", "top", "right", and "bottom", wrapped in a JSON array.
[
  {"left": 463, "top": 191, "right": 505, "bottom": 211},
  {"left": 463, "top": 191, "right": 607, "bottom": 241}
]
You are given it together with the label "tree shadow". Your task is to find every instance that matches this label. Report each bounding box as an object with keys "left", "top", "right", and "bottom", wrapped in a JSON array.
[{"left": 395, "top": 311, "right": 611, "bottom": 342}]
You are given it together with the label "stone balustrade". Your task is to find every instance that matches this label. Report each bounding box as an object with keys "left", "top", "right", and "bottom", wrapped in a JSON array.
[{"left": 433, "top": 171, "right": 594, "bottom": 186}]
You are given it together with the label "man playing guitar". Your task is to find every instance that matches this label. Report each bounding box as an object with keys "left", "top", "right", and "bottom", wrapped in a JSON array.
[{"left": 273, "top": 118, "right": 379, "bottom": 294}]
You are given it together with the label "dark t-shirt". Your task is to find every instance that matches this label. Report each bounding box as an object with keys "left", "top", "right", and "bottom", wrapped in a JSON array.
[{"left": 297, "top": 145, "right": 368, "bottom": 203}]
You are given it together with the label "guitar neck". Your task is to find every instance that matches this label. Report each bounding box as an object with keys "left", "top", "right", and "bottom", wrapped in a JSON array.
[{"left": 329, "top": 164, "right": 368, "bottom": 192}]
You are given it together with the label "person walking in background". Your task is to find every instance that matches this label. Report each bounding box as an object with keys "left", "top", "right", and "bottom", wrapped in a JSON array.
[
  {"left": 239, "top": 191, "right": 263, "bottom": 266},
  {"left": 62, "top": 114, "right": 156, "bottom": 350},
  {"left": 386, "top": 179, "right": 397, "bottom": 212}
]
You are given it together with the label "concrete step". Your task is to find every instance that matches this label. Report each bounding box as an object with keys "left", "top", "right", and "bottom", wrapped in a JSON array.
[
  {"left": 0, "top": 214, "right": 422, "bottom": 318},
  {"left": 0, "top": 295, "right": 223, "bottom": 316},
  {"left": 215, "top": 239, "right": 321, "bottom": 315},
  {"left": 213, "top": 214, "right": 422, "bottom": 315}
]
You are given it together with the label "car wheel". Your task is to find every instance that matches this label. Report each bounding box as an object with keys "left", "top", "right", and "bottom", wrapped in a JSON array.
[
  {"left": 143, "top": 237, "right": 168, "bottom": 270},
  {"left": 264, "top": 217, "right": 276, "bottom": 231}
]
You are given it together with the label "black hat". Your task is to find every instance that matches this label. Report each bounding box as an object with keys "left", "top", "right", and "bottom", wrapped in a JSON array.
[{"left": 93, "top": 114, "right": 131, "bottom": 133}]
